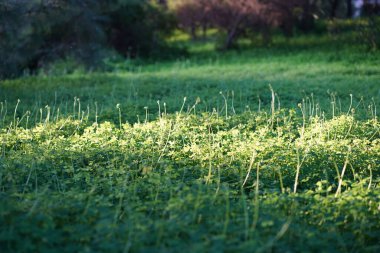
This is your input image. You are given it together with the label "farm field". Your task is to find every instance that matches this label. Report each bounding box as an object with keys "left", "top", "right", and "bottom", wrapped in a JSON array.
[{"left": 0, "top": 35, "right": 380, "bottom": 252}]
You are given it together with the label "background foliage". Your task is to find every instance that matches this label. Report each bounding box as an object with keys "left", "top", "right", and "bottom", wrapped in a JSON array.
[
  {"left": 1, "top": 0, "right": 380, "bottom": 79},
  {"left": 0, "top": 0, "right": 175, "bottom": 79}
]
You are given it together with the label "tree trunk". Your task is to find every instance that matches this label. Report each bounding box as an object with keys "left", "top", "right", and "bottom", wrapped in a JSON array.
[
  {"left": 330, "top": 0, "right": 340, "bottom": 18},
  {"left": 261, "top": 26, "right": 271, "bottom": 45},
  {"left": 224, "top": 29, "right": 237, "bottom": 50},
  {"left": 223, "top": 14, "right": 244, "bottom": 50},
  {"left": 346, "top": 0, "right": 353, "bottom": 18},
  {"left": 202, "top": 23, "right": 207, "bottom": 40},
  {"left": 299, "top": 1, "right": 315, "bottom": 32},
  {"left": 190, "top": 24, "right": 197, "bottom": 40}
]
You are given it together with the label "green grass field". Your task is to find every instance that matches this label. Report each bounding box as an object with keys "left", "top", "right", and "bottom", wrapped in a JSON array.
[{"left": 0, "top": 35, "right": 379, "bottom": 252}]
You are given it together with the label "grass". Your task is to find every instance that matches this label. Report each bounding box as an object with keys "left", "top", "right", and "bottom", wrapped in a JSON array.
[
  {"left": 1, "top": 34, "right": 379, "bottom": 123},
  {"left": 0, "top": 34, "right": 379, "bottom": 252}
]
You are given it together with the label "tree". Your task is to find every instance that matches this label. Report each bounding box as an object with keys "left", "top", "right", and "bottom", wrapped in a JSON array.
[
  {"left": 0, "top": 0, "right": 105, "bottom": 78},
  {"left": 346, "top": 0, "right": 353, "bottom": 18},
  {"left": 173, "top": 0, "right": 271, "bottom": 49},
  {"left": 262, "top": 0, "right": 318, "bottom": 33},
  {"left": 173, "top": 0, "right": 320, "bottom": 49},
  {"left": 0, "top": 0, "right": 176, "bottom": 79},
  {"left": 329, "top": 0, "right": 341, "bottom": 18},
  {"left": 171, "top": 0, "right": 212, "bottom": 40},
  {"left": 103, "top": 0, "right": 175, "bottom": 57},
  {"left": 317, "top": 0, "right": 355, "bottom": 19}
]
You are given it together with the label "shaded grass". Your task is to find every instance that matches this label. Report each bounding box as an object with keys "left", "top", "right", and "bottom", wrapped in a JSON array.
[{"left": 1, "top": 35, "right": 379, "bottom": 124}]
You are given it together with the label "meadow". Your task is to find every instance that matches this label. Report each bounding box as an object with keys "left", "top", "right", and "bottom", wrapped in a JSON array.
[{"left": 0, "top": 34, "right": 379, "bottom": 252}]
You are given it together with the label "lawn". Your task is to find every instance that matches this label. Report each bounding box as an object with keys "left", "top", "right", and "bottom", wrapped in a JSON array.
[{"left": 0, "top": 34, "right": 379, "bottom": 252}]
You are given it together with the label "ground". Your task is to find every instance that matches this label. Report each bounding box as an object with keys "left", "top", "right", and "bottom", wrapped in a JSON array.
[{"left": 0, "top": 34, "right": 379, "bottom": 252}]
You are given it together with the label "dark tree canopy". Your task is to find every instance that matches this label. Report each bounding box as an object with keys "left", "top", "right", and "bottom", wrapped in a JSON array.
[{"left": 0, "top": 0, "right": 175, "bottom": 79}]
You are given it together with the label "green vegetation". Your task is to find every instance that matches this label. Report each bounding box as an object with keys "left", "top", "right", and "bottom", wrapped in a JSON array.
[{"left": 0, "top": 35, "right": 380, "bottom": 252}]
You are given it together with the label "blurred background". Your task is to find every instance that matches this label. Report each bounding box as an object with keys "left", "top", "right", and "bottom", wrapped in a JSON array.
[{"left": 0, "top": 0, "right": 379, "bottom": 79}]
